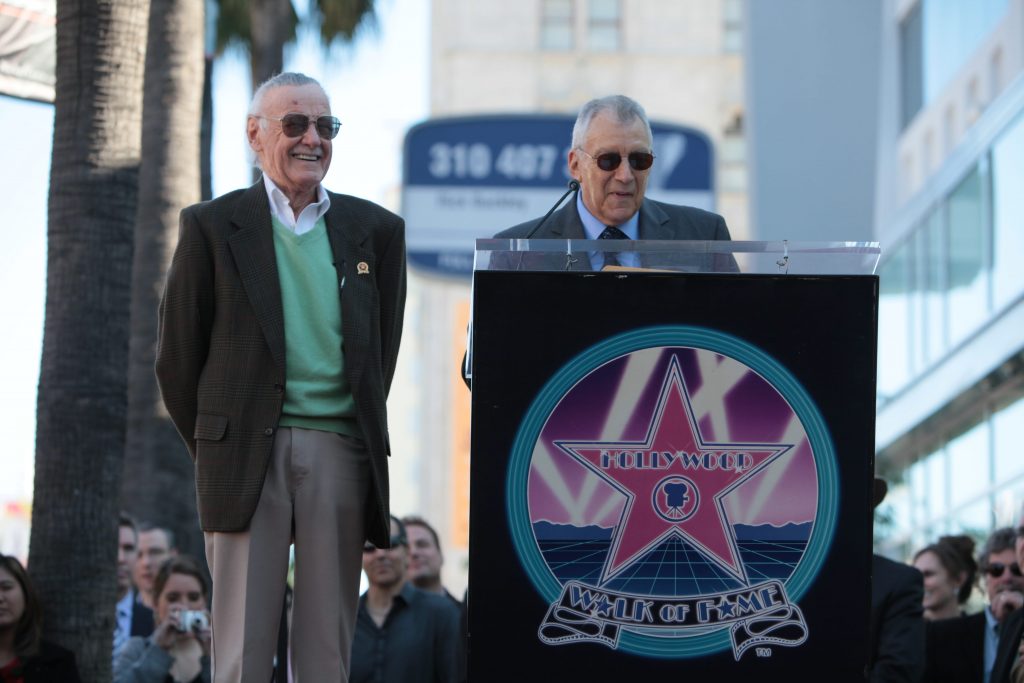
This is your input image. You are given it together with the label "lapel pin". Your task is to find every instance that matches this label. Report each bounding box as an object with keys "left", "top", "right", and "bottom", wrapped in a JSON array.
[{"left": 357, "top": 261, "right": 370, "bottom": 275}]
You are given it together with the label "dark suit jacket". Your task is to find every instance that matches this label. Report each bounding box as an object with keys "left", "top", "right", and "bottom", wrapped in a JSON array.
[
  {"left": 155, "top": 181, "right": 406, "bottom": 545},
  {"left": 869, "top": 555, "right": 925, "bottom": 683},
  {"left": 20, "top": 640, "right": 82, "bottom": 683},
  {"left": 922, "top": 611, "right": 985, "bottom": 683},
  {"left": 489, "top": 194, "right": 733, "bottom": 271},
  {"left": 130, "top": 593, "right": 154, "bottom": 638},
  {"left": 992, "top": 607, "right": 1024, "bottom": 683}
]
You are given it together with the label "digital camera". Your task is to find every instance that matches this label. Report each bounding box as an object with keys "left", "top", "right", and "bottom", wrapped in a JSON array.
[{"left": 179, "top": 610, "right": 209, "bottom": 632}]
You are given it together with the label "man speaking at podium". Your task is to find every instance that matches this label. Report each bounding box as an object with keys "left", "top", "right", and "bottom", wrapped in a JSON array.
[{"left": 495, "top": 95, "right": 733, "bottom": 270}]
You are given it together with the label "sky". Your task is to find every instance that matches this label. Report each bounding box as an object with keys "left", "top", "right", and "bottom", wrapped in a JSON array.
[{"left": 0, "top": 0, "right": 429, "bottom": 504}]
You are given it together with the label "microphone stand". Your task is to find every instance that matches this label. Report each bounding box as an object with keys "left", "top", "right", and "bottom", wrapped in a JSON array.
[{"left": 515, "top": 179, "right": 580, "bottom": 271}]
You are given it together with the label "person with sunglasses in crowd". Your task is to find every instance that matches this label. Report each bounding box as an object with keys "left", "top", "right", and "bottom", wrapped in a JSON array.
[
  {"left": 493, "top": 94, "right": 732, "bottom": 271},
  {"left": 923, "top": 527, "right": 1024, "bottom": 683},
  {"left": 350, "top": 516, "right": 460, "bottom": 683},
  {"left": 0, "top": 554, "right": 81, "bottom": 682},
  {"left": 156, "top": 71, "right": 406, "bottom": 683}
]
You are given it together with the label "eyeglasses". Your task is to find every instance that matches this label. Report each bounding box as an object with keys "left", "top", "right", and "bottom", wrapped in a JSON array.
[
  {"left": 577, "top": 149, "right": 655, "bottom": 172},
  {"left": 363, "top": 534, "right": 406, "bottom": 553},
  {"left": 259, "top": 114, "right": 341, "bottom": 140},
  {"left": 984, "top": 562, "right": 1022, "bottom": 578}
]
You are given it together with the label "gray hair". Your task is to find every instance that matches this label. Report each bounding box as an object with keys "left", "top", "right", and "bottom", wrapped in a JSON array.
[
  {"left": 571, "top": 95, "right": 653, "bottom": 150},
  {"left": 979, "top": 527, "right": 1018, "bottom": 569},
  {"left": 247, "top": 72, "right": 328, "bottom": 118}
]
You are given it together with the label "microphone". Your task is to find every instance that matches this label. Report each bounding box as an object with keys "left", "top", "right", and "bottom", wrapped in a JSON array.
[
  {"left": 524, "top": 179, "right": 580, "bottom": 239},
  {"left": 515, "top": 180, "right": 580, "bottom": 272}
]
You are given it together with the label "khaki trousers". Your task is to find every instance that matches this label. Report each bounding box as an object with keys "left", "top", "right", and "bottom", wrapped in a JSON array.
[{"left": 205, "top": 427, "right": 370, "bottom": 683}]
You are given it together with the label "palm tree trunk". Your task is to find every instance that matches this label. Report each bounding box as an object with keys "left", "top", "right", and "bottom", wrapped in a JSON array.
[
  {"left": 123, "top": 0, "right": 205, "bottom": 568},
  {"left": 30, "top": 1, "right": 148, "bottom": 681},
  {"left": 246, "top": 0, "right": 291, "bottom": 183},
  {"left": 247, "top": 0, "right": 291, "bottom": 88},
  {"left": 201, "top": 54, "right": 214, "bottom": 201}
]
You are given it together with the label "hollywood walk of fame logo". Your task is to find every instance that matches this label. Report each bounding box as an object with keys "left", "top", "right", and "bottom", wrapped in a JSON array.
[
  {"left": 506, "top": 326, "right": 839, "bottom": 660},
  {"left": 553, "top": 355, "right": 793, "bottom": 587}
]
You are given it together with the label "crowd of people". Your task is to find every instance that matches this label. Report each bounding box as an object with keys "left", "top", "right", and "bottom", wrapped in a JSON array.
[
  {"left": 872, "top": 497, "right": 1024, "bottom": 683},
  {"left": 10, "top": 503, "right": 1021, "bottom": 682},
  {"left": 111, "top": 513, "right": 463, "bottom": 683},
  {"left": 2, "top": 508, "right": 465, "bottom": 683}
]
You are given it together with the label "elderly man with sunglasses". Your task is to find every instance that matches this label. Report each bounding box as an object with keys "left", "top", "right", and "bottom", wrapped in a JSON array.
[
  {"left": 156, "top": 72, "right": 406, "bottom": 683},
  {"left": 494, "top": 94, "right": 731, "bottom": 270},
  {"left": 923, "top": 527, "right": 1024, "bottom": 683}
]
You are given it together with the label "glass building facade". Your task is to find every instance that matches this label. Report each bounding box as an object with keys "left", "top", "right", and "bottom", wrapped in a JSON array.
[{"left": 875, "top": 9, "right": 1024, "bottom": 558}]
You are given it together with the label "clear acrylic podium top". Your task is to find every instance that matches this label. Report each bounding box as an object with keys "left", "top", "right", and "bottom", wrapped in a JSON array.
[
  {"left": 465, "top": 240, "right": 881, "bottom": 381},
  {"left": 473, "top": 239, "right": 881, "bottom": 275}
]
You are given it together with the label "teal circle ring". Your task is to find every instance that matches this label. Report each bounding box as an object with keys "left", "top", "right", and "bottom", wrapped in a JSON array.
[{"left": 505, "top": 325, "right": 838, "bottom": 659}]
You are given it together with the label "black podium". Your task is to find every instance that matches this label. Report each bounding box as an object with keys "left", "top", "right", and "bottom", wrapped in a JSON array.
[{"left": 467, "top": 240, "right": 880, "bottom": 681}]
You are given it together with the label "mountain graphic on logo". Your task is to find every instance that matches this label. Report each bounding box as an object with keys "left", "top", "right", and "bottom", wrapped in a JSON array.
[
  {"left": 733, "top": 522, "right": 811, "bottom": 541},
  {"left": 533, "top": 521, "right": 613, "bottom": 541}
]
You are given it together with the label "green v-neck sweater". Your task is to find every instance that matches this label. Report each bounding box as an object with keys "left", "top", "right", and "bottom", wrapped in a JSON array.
[{"left": 271, "top": 215, "right": 361, "bottom": 438}]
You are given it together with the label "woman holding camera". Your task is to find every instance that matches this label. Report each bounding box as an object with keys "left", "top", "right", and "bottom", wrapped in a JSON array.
[
  {"left": 114, "top": 555, "right": 211, "bottom": 683},
  {"left": 0, "top": 554, "right": 82, "bottom": 682}
]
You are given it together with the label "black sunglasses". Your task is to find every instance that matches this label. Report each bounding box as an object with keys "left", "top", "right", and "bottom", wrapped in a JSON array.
[
  {"left": 984, "top": 561, "right": 1022, "bottom": 578},
  {"left": 578, "top": 149, "right": 655, "bottom": 172},
  {"left": 261, "top": 113, "right": 341, "bottom": 140},
  {"left": 363, "top": 534, "right": 406, "bottom": 553}
]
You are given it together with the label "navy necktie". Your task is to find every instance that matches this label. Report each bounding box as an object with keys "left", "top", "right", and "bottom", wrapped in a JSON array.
[{"left": 599, "top": 225, "right": 628, "bottom": 267}]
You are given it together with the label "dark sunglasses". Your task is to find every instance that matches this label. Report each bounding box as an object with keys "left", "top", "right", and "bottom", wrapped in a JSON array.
[
  {"left": 363, "top": 534, "right": 406, "bottom": 553},
  {"left": 984, "top": 562, "right": 1022, "bottom": 578},
  {"left": 578, "top": 149, "right": 655, "bottom": 172},
  {"left": 261, "top": 113, "right": 341, "bottom": 140}
]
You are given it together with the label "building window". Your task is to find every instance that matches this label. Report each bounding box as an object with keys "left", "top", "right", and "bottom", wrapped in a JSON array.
[
  {"left": 946, "top": 164, "right": 988, "bottom": 347},
  {"left": 900, "top": 0, "right": 1008, "bottom": 128},
  {"left": 921, "top": 0, "right": 1009, "bottom": 105},
  {"left": 989, "top": 48, "right": 1003, "bottom": 98},
  {"left": 541, "top": 0, "right": 574, "bottom": 51},
  {"left": 920, "top": 208, "right": 946, "bottom": 364},
  {"left": 899, "top": 2, "right": 923, "bottom": 128},
  {"left": 993, "top": 398, "right": 1024, "bottom": 486},
  {"left": 990, "top": 111, "right": 1024, "bottom": 310},
  {"left": 723, "top": 0, "right": 743, "bottom": 53},
  {"left": 947, "top": 421, "right": 990, "bottom": 510},
  {"left": 587, "top": 0, "right": 620, "bottom": 52},
  {"left": 877, "top": 393, "right": 1024, "bottom": 557},
  {"left": 877, "top": 239, "right": 913, "bottom": 399}
]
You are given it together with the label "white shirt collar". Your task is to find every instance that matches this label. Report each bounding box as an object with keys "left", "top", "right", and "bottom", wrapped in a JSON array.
[
  {"left": 261, "top": 174, "right": 330, "bottom": 235},
  {"left": 115, "top": 589, "right": 133, "bottom": 616}
]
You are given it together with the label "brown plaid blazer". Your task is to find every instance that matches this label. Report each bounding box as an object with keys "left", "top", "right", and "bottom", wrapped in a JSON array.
[{"left": 155, "top": 181, "right": 406, "bottom": 546}]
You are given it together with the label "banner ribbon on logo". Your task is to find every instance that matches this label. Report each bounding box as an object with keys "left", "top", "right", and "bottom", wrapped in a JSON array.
[{"left": 538, "top": 579, "right": 808, "bottom": 659}]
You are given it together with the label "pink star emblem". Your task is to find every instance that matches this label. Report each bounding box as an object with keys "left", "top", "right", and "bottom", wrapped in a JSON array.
[{"left": 555, "top": 355, "right": 792, "bottom": 585}]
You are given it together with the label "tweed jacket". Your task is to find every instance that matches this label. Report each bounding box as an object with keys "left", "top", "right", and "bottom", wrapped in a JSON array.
[{"left": 155, "top": 181, "right": 406, "bottom": 546}]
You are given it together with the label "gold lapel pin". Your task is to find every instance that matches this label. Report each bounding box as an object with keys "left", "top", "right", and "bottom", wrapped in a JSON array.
[{"left": 357, "top": 261, "right": 370, "bottom": 275}]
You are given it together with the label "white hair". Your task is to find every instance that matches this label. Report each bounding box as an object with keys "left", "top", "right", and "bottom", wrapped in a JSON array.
[{"left": 571, "top": 95, "right": 653, "bottom": 150}]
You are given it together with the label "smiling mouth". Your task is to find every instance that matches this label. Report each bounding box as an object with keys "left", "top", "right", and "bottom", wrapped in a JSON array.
[{"left": 292, "top": 153, "right": 320, "bottom": 161}]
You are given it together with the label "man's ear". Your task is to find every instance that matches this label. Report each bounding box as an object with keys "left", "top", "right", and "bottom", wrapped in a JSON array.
[
  {"left": 246, "top": 116, "right": 261, "bottom": 152},
  {"left": 567, "top": 148, "right": 581, "bottom": 183}
]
